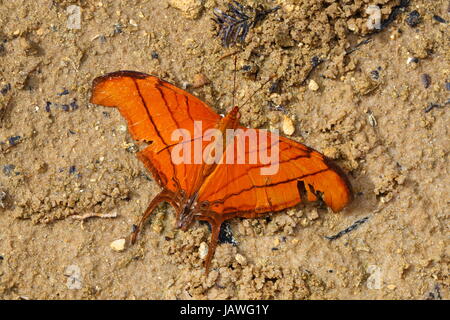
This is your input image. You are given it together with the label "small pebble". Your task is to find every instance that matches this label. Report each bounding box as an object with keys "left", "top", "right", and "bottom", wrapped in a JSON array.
[
  {"left": 406, "top": 57, "right": 419, "bottom": 64},
  {"left": 113, "top": 23, "right": 123, "bottom": 34},
  {"left": 168, "top": 0, "right": 204, "bottom": 19},
  {"left": 199, "top": 242, "right": 208, "bottom": 259},
  {"left": 0, "top": 191, "right": 6, "bottom": 208},
  {"left": 282, "top": 116, "right": 295, "bottom": 136},
  {"left": 370, "top": 70, "right": 380, "bottom": 80},
  {"left": 445, "top": 82, "right": 450, "bottom": 91},
  {"left": 307, "top": 208, "right": 319, "bottom": 220},
  {"left": 405, "top": 10, "right": 421, "bottom": 27},
  {"left": 151, "top": 51, "right": 159, "bottom": 59},
  {"left": 387, "top": 284, "right": 397, "bottom": 290},
  {"left": 308, "top": 79, "right": 319, "bottom": 91},
  {"left": 129, "top": 19, "right": 138, "bottom": 27},
  {"left": 125, "top": 143, "right": 139, "bottom": 153},
  {"left": 235, "top": 253, "right": 247, "bottom": 265},
  {"left": 110, "top": 238, "right": 126, "bottom": 251},
  {"left": 421, "top": 74, "right": 431, "bottom": 88},
  {"left": 192, "top": 73, "right": 210, "bottom": 88},
  {"left": 367, "top": 111, "right": 377, "bottom": 127}
]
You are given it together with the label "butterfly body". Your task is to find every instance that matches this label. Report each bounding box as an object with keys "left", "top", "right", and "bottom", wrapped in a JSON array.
[{"left": 90, "top": 71, "right": 352, "bottom": 273}]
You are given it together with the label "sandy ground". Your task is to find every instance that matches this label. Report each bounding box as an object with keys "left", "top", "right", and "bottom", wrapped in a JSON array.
[{"left": 0, "top": 0, "right": 448, "bottom": 299}]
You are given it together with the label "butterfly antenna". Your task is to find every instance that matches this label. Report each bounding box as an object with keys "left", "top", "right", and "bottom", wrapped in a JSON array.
[
  {"left": 232, "top": 55, "right": 237, "bottom": 107},
  {"left": 239, "top": 74, "right": 276, "bottom": 109}
]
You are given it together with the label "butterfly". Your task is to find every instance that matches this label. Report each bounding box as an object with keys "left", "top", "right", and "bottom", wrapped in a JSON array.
[{"left": 90, "top": 70, "right": 352, "bottom": 273}]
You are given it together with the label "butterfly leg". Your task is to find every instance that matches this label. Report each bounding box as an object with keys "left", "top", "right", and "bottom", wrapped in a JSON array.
[
  {"left": 130, "top": 189, "right": 176, "bottom": 244},
  {"left": 195, "top": 215, "right": 223, "bottom": 274}
]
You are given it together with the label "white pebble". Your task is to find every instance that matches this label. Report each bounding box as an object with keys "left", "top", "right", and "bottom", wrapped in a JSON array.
[
  {"left": 235, "top": 253, "right": 247, "bottom": 265},
  {"left": 308, "top": 79, "right": 319, "bottom": 91},
  {"left": 199, "top": 242, "right": 208, "bottom": 259},
  {"left": 407, "top": 57, "right": 414, "bottom": 64},
  {"left": 366, "top": 5, "right": 381, "bottom": 30},
  {"left": 110, "top": 238, "right": 126, "bottom": 252},
  {"left": 129, "top": 19, "right": 138, "bottom": 27},
  {"left": 282, "top": 116, "right": 295, "bottom": 136}
]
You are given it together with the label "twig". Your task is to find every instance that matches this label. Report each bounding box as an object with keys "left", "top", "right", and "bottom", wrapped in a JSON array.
[{"left": 71, "top": 212, "right": 118, "bottom": 229}]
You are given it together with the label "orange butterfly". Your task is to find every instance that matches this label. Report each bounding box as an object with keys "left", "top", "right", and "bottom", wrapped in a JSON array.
[{"left": 90, "top": 71, "right": 352, "bottom": 273}]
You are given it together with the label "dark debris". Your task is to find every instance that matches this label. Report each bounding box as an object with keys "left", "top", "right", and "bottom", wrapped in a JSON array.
[
  {"left": 426, "top": 284, "right": 442, "bottom": 300},
  {"left": 325, "top": 216, "right": 370, "bottom": 241},
  {"left": 45, "top": 101, "right": 51, "bottom": 112},
  {"left": 405, "top": 10, "right": 421, "bottom": 27},
  {"left": 380, "top": 0, "right": 410, "bottom": 30},
  {"left": 3, "top": 164, "right": 16, "bottom": 176},
  {"left": 421, "top": 74, "right": 431, "bottom": 89},
  {"left": 370, "top": 69, "right": 380, "bottom": 80},
  {"left": 7, "top": 135, "right": 21, "bottom": 146},
  {"left": 218, "top": 221, "right": 238, "bottom": 245},
  {"left": 267, "top": 101, "right": 287, "bottom": 113},
  {"left": 1, "top": 83, "right": 11, "bottom": 95},
  {"left": 57, "top": 88, "right": 69, "bottom": 96},
  {"left": 70, "top": 99, "right": 79, "bottom": 111},
  {"left": 311, "top": 56, "right": 322, "bottom": 68},
  {"left": 268, "top": 79, "right": 282, "bottom": 94},
  {"left": 409, "top": 57, "right": 419, "bottom": 64},
  {"left": 213, "top": 1, "right": 280, "bottom": 47},
  {"left": 113, "top": 23, "right": 123, "bottom": 35},
  {"left": 432, "top": 15, "right": 447, "bottom": 24},
  {"left": 69, "top": 166, "right": 76, "bottom": 174},
  {"left": 424, "top": 102, "right": 442, "bottom": 113},
  {"left": 44, "top": 100, "right": 79, "bottom": 113}
]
